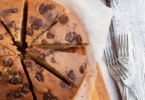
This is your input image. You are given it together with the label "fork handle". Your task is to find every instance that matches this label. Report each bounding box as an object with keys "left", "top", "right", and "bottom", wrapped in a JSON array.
[{"left": 129, "top": 88, "right": 141, "bottom": 100}]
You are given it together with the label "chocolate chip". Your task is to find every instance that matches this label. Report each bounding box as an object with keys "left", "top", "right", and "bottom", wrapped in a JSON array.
[
  {"left": 51, "top": 97, "right": 58, "bottom": 100},
  {"left": 8, "top": 70, "right": 13, "bottom": 75},
  {"left": 14, "top": 92, "right": 22, "bottom": 98},
  {"left": 0, "top": 71, "right": 1, "bottom": 76},
  {"left": 67, "top": 71, "right": 74, "bottom": 80},
  {"left": 9, "top": 78, "right": 16, "bottom": 85},
  {"left": 38, "top": 69, "right": 44, "bottom": 74},
  {"left": 8, "top": 21, "right": 15, "bottom": 27},
  {"left": 73, "top": 35, "right": 82, "bottom": 43},
  {"left": 43, "top": 12, "right": 54, "bottom": 22},
  {"left": 33, "top": 64, "right": 41, "bottom": 69},
  {"left": 38, "top": 4, "right": 45, "bottom": 14},
  {"left": 43, "top": 93, "right": 51, "bottom": 100},
  {"left": 65, "top": 34, "right": 73, "bottom": 43},
  {"left": 26, "top": 29, "right": 33, "bottom": 36},
  {"left": 0, "top": 35, "right": 4, "bottom": 40},
  {"left": 72, "top": 32, "right": 77, "bottom": 36},
  {"left": 45, "top": 4, "right": 55, "bottom": 10},
  {"left": 5, "top": 59, "right": 13, "bottom": 66},
  {"left": 6, "top": 91, "right": 12, "bottom": 97},
  {"left": 46, "top": 32, "right": 53, "bottom": 39},
  {"left": 10, "top": 8, "right": 18, "bottom": 13},
  {"left": 31, "top": 18, "right": 43, "bottom": 30},
  {"left": 51, "top": 58, "right": 56, "bottom": 63},
  {"left": 41, "top": 40, "right": 47, "bottom": 45},
  {"left": 60, "top": 82, "right": 67, "bottom": 89},
  {"left": 43, "top": 91, "right": 52, "bottom": 100},
  {"left": 60, "top": 16, "right": 68, "bottom": 25},
  {"left": 21, "top": 86, "right": 29, "bottom": 93},
  {"left": 38, "top": 53, "right": 45, "bottom": 60},
  {"left": 25, "top": 62, "right": 32, "bottom": 68},
  {"left": 15, "top": 77, "right": 22, "bottom": 84},
  {"left": 9, "top": 77, "right": 21, "bottom": 85},
  {"left": 79, "top": 66, "right": 84, "bottom": 74},
  {"left": 35, "top": 73, "right": 43, "bottom": 82},
  {"left": 31, "top": 24, "right": 40, "bottom": 30}
]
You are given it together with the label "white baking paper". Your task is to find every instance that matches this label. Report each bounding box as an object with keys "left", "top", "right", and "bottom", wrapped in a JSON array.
[{"left": 51, "top": 0, "right": 113, "bottom": 99}]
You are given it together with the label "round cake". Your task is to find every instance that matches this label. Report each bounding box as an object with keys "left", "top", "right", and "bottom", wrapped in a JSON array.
[{"left": 0, "top": 0, "right": 89, "bottom": 100}]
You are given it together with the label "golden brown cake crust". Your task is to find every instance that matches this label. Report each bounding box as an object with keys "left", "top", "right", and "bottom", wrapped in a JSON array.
[
  {"left": 0, "top": 0, "right": 24, "bottom": 43},
  {"left": 24, "top": 58, "right": 77, "bottom": 100},
  {"left": 0, "top": 56, "right": 33, "bottom": 100},
  {"left": 26, "top": 0, "right": 65, "bottom": 44},
  {"left": 32, "top": 12, "right": 89, "bottom": 47}
]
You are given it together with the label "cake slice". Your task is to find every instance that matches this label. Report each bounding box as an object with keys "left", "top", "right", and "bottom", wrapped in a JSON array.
[
  {"left": 31, "top": 12, "right": 89, "bottom": 49},
  {"left": 0, "top": 55, "right": 33, "bottom": 100},
  {"left": 26, "top": 0, "right": 65, "bottom": 47},
  {"left": 0, "top": 0, "right": 25, "bottom": 46},
  {"left": 0, "top": 21, "right": 18, "bottom": 54},
  {"left": 27, "top": 47, "right": 87, "bottom": 88},
  {"left": 24, "top": 58, "right": 78, "bottom": 100}
]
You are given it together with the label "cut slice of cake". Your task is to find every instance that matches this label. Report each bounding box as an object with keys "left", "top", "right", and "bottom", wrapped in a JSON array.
[
  {"left": 31, "top": 12, "right": 89, "bottom": 49},
  {"left": 26, "top": 47, "right": 87, "bottom": 88},
  {"left": 0, "top": 0, "right": 25, "bottom": 46},
  {"left": 0, "top": 21, "right": 18, "bottom": 54},
  {"left": 0, "top": 55, "right": 33, "bottom": 100},
  {"left": 26, "top": 0, "right": 65, "bottom": 47},
  {"left": 24, "top": 58, "right": 78, "bottom": 100}
]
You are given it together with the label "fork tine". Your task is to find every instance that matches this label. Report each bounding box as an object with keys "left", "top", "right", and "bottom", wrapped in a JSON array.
[
  {"left": 121, "top": 34, "right": 124, "bottom": 56},
  {"left": 127, "top": 34, "right": 129, "bottom": 56},
  {"left": 124, "top": 34, "right": 127, "bottom": 57},
  {"left": 119, "top": 34, "right": 121, "bottom": 57},
  {"left": 104, "top": 49, "right": 110, "bottom": 69},
  {"left": 123, "top": 34, "right": 125, "bottom": 57}
]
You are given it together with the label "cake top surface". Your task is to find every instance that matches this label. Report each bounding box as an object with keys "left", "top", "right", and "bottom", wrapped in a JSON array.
[
  {"left": 28, "top": 47, "right": 87, "bottom": 87},
  {"left": 0, "top": 55, "right": 33, "bottom": 100},
  {"left": 24, "top": 58, "right": 77, "bottom": 100},
  {"left": 26, "top": 0, "right": 65, "bottom": 44},
  {"left": 32, "top": 12, "right": 89, "bottom": 46},
  {"left": 0, "top": 0, "right": 24, "bottom": 42}
]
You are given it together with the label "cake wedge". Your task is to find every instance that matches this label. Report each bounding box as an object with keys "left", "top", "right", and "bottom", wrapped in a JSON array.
[
  {"left": 31, "top": 12, "right": 89, "bottom": 49},
  {"left": 26, "top": 47, "right": 87, "bottom": 88},
  {"left": 26, "top": 0, "right": 65, "bottom": 47},
  {"left": 0, "top": 55, "right": 33, "bottom": 100},
  {"left": 0, "top": 0, "right": 25, "bottom": 46},
  {"left": 24, "top": 58, "right": 78, "bottom": 100}
]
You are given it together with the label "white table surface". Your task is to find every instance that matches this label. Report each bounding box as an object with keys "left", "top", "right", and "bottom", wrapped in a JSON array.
[{"left": 99, "top": 0, "right": 145, "bottom": 100}]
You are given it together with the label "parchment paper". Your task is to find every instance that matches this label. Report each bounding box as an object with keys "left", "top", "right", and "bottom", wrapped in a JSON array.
[{"left": 51, "top": 0, "right": 113, "bottom": 99}]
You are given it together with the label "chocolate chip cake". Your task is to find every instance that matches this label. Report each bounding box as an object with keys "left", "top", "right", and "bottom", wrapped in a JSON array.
[
  {"left": 0, "top": 55, "right": 33, "bottom": 100},
  {"left": 0, "top": 0, "right": 25, "bottom": 46},
  {"left": 31, "top": 12, "right": 89, "bottom": 49},
  {"left": 0, "top": 0, "right": 90, "bottom": 100},
  {"left": 24, "top": 58, "right": 78, "bottom": 100},
  {"left": 26, "top": 47, "right": 87, "bottom": 88},
  {"left": 26, "top": 0, "right": 65, "bottom": 47}
]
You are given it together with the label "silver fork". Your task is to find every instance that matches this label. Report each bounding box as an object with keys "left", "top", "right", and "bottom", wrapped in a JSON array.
[
  {"left": 104, "top": 47, "right": 126, "bottom": 99},
  {"left": 107, "top": 46, "right": 141, "bottom": 100},
  {"left": 116, "top": 34, "right": 129, "bottom": 100},
  {"left": 116, "top": 61, "right": 141, "bottom": 100},
  {"left": 117, "top": 34, "right": 129, "bottom": 67}
]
